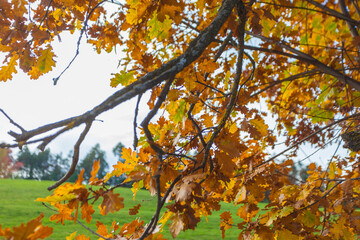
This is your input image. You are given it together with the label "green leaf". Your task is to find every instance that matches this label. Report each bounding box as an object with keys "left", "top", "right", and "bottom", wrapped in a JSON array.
[
  {"left": 302, "top": 210, "right": 316, "bottom": 228},
  {"left": 147, "top": 13, "right": 172, "bottom": 40},
  {"left": 174, "top": 99, "right": 186, "bottom": 123}
]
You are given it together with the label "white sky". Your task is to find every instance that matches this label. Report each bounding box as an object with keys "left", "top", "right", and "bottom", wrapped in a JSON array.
[{"left": 0, "top": 33, "right": 148, "bottom": 166}]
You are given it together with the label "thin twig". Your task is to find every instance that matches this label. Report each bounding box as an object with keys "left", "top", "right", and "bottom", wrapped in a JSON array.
[
  {"left": 0, "top": 108, "right": 26, "bottom": 133},
  {"left": 141, "top": 78, "right": 174, "bottom": 155},
  {"left": 246, "top": 31, "right": 360, "bottom": 91},
  {"left": 53, "top": 0, "right": 107, "bottom": 85},
  {"left": 198, "top": 2, "right": 247, "bottom": 171},
  {"left": 256, "top": 113, "right": 360, "bottom": 169}
]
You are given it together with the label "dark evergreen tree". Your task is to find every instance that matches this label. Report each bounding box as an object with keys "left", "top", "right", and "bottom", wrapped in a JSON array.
[{"left": 78, "top": 144, "right": 109, "bottom": 181}]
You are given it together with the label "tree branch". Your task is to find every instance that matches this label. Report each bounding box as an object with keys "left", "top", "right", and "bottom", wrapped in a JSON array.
[
  {"left": 256, "top": 113, "right": 360, "bottom": 169},
  {"left": 4, "top": 0, "right": 238, "bottom": 152},
  {"left": 246, "top": 31, "right": 360, "bottom": 91},
  {"left": 48, "top": 121, "right": 93, "bottom": 190},
  {"left": 199, "top": 1, "right": 247, "bottom": 171},
  {"left": 305, "top": 0, "right": 360, "bottom": 27}
]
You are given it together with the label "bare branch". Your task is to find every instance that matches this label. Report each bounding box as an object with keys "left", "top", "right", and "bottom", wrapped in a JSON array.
[
  {"left": 0, "top": 108, "right": 26, "bottom": 133},
  {"left": 48, "top": 121, "right": 93, "bottom": 190}
]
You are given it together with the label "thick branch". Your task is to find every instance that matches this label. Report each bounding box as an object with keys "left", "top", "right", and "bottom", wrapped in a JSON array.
[
  {"left": 305, "top": 0, "right": 360, "bottom": 27},
  {"left": 246, "top": 31, "right": 360, "bottom": 91},
  {"left": 339, "top": 0, "right": 360, "bottom": 39},
  {"left": 6, "top": 0, "right": 238, "bottom": 149}
]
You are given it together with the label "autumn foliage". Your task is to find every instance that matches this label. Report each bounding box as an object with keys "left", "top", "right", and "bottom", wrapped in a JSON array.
[
  {"left": 2, "top": 0, "right": 360, "bottom": 239},
  {"left": 0, "top": 148, "right": 22, "bottom": 178}
]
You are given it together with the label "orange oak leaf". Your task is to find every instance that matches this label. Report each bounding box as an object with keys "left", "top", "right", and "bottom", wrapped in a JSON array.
[
  {"left": 96, "top": 221, "right": 113, "bottom": 239},
  {"left": 50, "top": 203, "right": 74, "bottom": 224},
  {"left": 89, "top": 159, "right": 102, "bottom": 185},
  {"left": 0, "top": 213, "right": 53, "bottom": 240},
  {"left": 119, "top": 219, "right": 144, "bottom": 237},
  {"left": 81, "top": 202, "right": 94, "bottom": 223},
  {"left": 0, "top": 54, "right": 18, "bottom": 82},
  {"left": 220, "top": 211, "right": 233, "bottom": 239}
]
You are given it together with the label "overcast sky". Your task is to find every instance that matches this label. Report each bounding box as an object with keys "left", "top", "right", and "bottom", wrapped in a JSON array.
[{"left": 0, "top": 33, "right": 147, "bottom": 166}]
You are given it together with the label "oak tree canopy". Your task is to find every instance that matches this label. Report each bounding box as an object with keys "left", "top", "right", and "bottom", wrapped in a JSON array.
[{"left": 1, "top": 0, "right": 360, "bottom": 239}]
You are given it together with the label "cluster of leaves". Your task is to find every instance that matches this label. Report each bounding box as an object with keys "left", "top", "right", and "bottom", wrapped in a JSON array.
[{"left": 2, "top": 0, "right": 360, "bottom": 239}]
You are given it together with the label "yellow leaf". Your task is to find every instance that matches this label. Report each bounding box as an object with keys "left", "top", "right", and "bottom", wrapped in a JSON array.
[
  {"left": 36, "top": 46, "right": 56, "bottom": 74},
  {"left": 126, "top": 0, "right": 152, "bottom": 25},
  {"left": 36, "top": 181, "right": 85, "bottom": 204},
  {"left": 110, "top": 70, "right": 135, "bottom": 87},
  {"left": 229, "top": 122, "right": 238, "bottom": 134},
  {"left": 159, "top": 211, "right": 174, "bottom": 231},
  {"left": 75, "top": 19, "right": 82, "bottom": 30},
  {"left": 66, "top": 232, "right": 77, "bottom": 240},
  {"left": 249, "top": 118, "right": 269, "bottom": 137},
  {"left": 329, "top": 161, "right": 336, "bottom": 179},
  {"left": 196, "top": 0, "right": 205, "bottom": 17},
  {"left": 0, "top": 54, "right": 18, "bottom": 82},
  {"left": 131, "top": 180, "right": 143, "bottom": 200},
  {"left": 53, "top": 9, "right": 63, "bottom": 21}
]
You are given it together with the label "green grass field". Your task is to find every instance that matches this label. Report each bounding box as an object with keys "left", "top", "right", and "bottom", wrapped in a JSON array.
[{"left": 0, "top": 179, "right": 265, "bottom": 239}]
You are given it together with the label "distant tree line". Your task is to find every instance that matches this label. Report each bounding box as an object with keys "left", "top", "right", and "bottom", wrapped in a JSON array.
[{"left": 0, "top": 142, "right": 126, "bottom": 185}]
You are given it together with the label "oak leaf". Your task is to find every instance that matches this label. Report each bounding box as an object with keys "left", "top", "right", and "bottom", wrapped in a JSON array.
[
  {"left": 81, "top": 202, "right": 94, "bottom": 223},
  {"left": 99, "top": 190, "right": 124, "bottom": 215},
  {"left": 49, "top": 203, "right": 74, "bottom": 224},
  {"left": 220, "top": 211, "right": 233, "bottom": 238},
  {"left": 0, "top": 54, "right": 18, "bottom": 82},
  {"left": 88, "top": 159, "right": 101, "bottom": 185},
  {"left": 169, "top": 213, "right": 184, "bottom": 238},
  {"left": 147, "top": 14, "right": 172, "bottom": 40},
  {"left": 36, "top": 46, "right": 56, "bottom": 74},
  {"left": 129, "top": 204, "right": 141, "bottom": 215},
  {"left": 0, "top": 213, "right": 53, "bottom": 240}
]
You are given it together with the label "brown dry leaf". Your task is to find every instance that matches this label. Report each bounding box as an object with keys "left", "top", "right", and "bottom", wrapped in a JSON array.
[
  {"left": 129, "top": 204, "right": 141, "bottom": 215},
  {"left": 99, "top": 190, "right": 124, "bottom": 215},
  {"left": 169, "top": 213, "right": 184, "bottom": 238}
]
